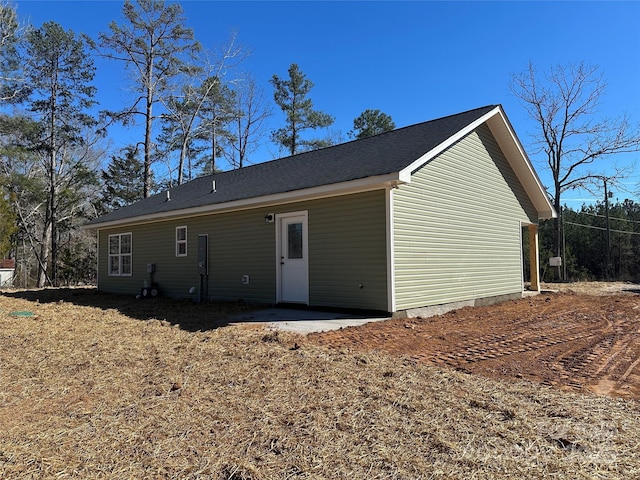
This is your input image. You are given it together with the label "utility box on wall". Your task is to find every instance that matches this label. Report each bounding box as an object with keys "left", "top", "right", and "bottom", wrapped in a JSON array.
[
  {"left": 197, "top": 235, "right": 209, "bottom": 304},
  {"left": 198, "top": 235, "right": 208, "bottom": 275}
]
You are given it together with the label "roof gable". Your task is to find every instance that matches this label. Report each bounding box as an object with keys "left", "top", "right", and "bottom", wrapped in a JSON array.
[
  {"left": 86, "top": 105, "right": 554, "bottom": 228},
  {"left": 397, "top": 106, "right": 556, "bottom": 219}
]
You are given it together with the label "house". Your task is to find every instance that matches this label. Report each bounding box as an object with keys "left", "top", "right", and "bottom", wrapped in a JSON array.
[
  {"left": 0, "top": 259, "right": 15, "bottom": 288},
  {"left": 85, "top": 105, "right": 555, "bottom": 316}
]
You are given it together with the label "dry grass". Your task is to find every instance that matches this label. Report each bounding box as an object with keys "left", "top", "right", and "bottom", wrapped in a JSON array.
[
  {"left": 1, "top": 288, "right": 639, "bottom": 479},
  {"left": 541, "top": 281, "right": 640, "bottom": 296}
]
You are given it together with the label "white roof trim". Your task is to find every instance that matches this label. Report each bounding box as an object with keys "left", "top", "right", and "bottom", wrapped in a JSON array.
[
  {"left": 399, "top": 105, "right": 556, "bottom": 220},
  {"left": 85, "top": 172, "right": 404, "bottom": 230},
  {"left": 486, "top": 107, "right": 556, "bottom": 219},
  {"left": 399, "top": 107, "right": 499, "bottom": 180}
]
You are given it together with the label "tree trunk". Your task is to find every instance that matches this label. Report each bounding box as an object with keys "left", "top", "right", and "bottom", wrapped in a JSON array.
[
  {"left": 143, "top": 57, "right": 154, "bottom": 198},
  {"left": 48, "top": 86, "right": 58, "bottom": 286},
  {"left": 50, "top": 164, "right": 58, "bottom": 286},
  {"left": 144, "top": 97, "right": 152, "bottom": 198},
  {"left": 237, "top": 116, "right": 244, "bottom": 169},
  {"left": 178, "top": 140, "right": 186, "bottom": 185},
  {"left": 38, "top": 219, "right": 51, "bottom": 287},
  {"left": 211, "top": 118, "right": 216, "bottom": 174}
]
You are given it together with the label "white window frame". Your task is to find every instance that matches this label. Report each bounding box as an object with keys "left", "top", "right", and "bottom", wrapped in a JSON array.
[
  {"left": 108, "top": 232, "right": 132, "bottom": 276},
  {"left": 176, "top": 226, "right": 188, "bottom": 257}
]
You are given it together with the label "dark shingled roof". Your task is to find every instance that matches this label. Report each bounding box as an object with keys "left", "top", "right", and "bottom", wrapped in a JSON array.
[{"left": 87, "top": 105, "right": 497, "bottom": 226}]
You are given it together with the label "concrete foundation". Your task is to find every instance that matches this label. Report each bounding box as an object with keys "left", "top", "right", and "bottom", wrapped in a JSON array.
[{"left": 393, "top": 291, "right": 526, "bottom": 319}]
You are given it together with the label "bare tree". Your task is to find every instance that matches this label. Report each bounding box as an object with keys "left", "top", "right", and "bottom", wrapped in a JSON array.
[
  {"left": 0, "top": 0, "right": 28, "bottom": 103},
  {"left": 97, "top": 0, "right": 200, "bottom": 197},
  {"left": 226, "top": 75, "right": 271, "bottom": 169},
  {"left": 1, "top": 115, "right": 104, "bottom": 287},
  {"left": 159, "top": 32, "right": 244, "bottom": 183},
  {"left": 510, "top": 61, "right": 640, "bottom": 276},
  {"left": 195, "top": 78, "right": 235, "bottom": 174},
  {"left": 0, "top": 113, "right": 45, "bottom": 285}
]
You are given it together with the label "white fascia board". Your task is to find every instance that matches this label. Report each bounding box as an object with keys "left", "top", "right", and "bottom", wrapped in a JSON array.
[
  {"left": 399, "top": 107, "right": 501, "bottom": 181},
  {"left": 486, "top": 107, "right": 557, "bottom": 220},
  {"left": 84, "top": 172, "right": 404, "bottom": 230},
  {"left": 399, "top": 105, "right": 557, "bottom": 221}
]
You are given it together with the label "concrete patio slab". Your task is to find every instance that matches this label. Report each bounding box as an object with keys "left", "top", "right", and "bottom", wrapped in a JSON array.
[{"left": 228, "top": 307, "right": 390, "bottom": 334}]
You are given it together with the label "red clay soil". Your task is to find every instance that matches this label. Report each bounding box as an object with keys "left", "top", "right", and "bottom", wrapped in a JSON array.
[{"left": 308, "top": 289, "right": 640, "bottom": 400}]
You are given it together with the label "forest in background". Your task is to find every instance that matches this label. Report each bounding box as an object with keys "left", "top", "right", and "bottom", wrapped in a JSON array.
[{"left": 533, "top": 201, "right": 640, "bottom": 284}]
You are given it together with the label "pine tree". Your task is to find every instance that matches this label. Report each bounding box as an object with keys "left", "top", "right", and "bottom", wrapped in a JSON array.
[
  {"left": 99, "top": 146, "right": 146, "bottom": 214},
  {"left": 270, "top": 63, "right": 334, "bottom": 155},
  {"left": 25, "top": 21, "right": 97, "bottom": 286},
  {"left": 349, "top": 109, "right": 395, "bottom": 139},
  {"left": 98, "top": 0, "right": 200, "bottom": 197}
]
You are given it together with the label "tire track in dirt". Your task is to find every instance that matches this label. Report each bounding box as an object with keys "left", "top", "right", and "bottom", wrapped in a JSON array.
[{"left": 308, "top": 292, "right": 640, "bottom": 400}]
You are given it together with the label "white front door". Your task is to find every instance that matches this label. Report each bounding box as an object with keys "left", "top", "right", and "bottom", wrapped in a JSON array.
[{"left": 277, "top": 212, "right": 309, "bottom": 304}]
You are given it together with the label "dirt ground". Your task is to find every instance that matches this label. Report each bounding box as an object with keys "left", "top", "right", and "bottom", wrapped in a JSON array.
[{"left": 308, "top": 282, "right": 640, "bottom": 400}]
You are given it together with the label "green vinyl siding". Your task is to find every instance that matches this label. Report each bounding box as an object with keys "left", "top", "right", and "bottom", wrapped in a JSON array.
[
  {"left": 97, "top": 190, "right": 387, "bottom": 311},
  {"left": 306, "top": 190, "right": 387, "bottom": 311},
  {"left": 98, "top": 211, "right": 276, "bottom": 302},
  {"left": 393, "top": 123, "right": 537, "bottom": 310}
]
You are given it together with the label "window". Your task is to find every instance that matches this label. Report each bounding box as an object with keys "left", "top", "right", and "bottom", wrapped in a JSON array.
[
  {"left": 176, "top": 226, "right": 187, "bottom": 257},
  {"left": 108, "top": 233, "right": 132, "bottom": 276},
  {"left": 287, "top": 222, "right": 303, "bottom": 259}
]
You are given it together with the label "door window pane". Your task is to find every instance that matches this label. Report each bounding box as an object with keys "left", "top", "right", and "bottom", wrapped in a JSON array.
[{"left": 288, "top": 223, "right": 303, "bottom": 259}]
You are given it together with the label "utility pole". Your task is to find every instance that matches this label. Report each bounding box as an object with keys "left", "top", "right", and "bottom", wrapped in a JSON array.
[
  {"left": 562, "top": 210, "right": 567, "bottom": 281},
  {"left": 603, "top": 178, "right": 612, "bottom": 280}
]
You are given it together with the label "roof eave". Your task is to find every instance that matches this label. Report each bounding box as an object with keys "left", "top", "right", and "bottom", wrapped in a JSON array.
[
  {"left": 486, "top": 106, "right": 557, "bottom": 220},
  {"left": 83, "top": 172, "right": 404, "bottom": 230}
]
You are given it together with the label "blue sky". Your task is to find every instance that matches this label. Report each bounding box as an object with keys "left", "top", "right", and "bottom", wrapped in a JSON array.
[{"left": 12, "top": 0, "right": 640, "bottom": 206}]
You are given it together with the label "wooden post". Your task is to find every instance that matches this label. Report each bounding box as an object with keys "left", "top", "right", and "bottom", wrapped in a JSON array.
[{"left": 528, "top": 224, "right": 540, "bottom": 292}]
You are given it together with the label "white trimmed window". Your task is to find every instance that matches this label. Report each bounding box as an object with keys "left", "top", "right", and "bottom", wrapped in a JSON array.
[
  {"left": 108, "top": 233, "right": 132, "bottom": 276},
  {"left": 176, "top": 226, "right": 187, "bottom": 257}
]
